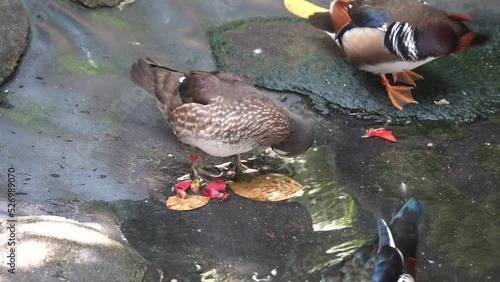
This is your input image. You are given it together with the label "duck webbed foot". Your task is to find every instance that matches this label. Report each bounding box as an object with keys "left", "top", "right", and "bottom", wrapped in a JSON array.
[
  {"left": 214, "top": 155, "right": 260, "bottom": 181},
  {"left": 191, "top": 161, "right": 223, "bottom": 181},
  {"left": 190, "top": 156, "right": 257, "bottom": 181},
  {"left": 380, "top": 74, "right": 418, "bottom": 110}
]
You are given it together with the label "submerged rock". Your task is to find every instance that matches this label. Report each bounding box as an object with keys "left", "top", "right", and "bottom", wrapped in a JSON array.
[{"left": 370, "top": 148, "right": 500, "bottom": 276}]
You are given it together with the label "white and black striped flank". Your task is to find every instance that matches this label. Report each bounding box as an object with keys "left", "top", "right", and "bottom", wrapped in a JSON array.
[{"left": 385, "top": 21, "right": 421, "bottom": 61}]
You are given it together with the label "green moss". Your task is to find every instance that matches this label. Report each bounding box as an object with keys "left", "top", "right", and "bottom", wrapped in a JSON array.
[
  {"left": 209, "top": 17, "right": 317, "bottom": 76},
  {"left": 0, "top": 96, "right": 54, "bottom": 129},
  {"left": 388, "top": 120, "right": 465, "bottom": 140},
  {"left": 211, "top": 17, "right": 304, "bottom": 35},
  {"left": 424, "top": 122, "right": 465, "bottom": 140},
  {"left": 387, "top": 124, "right": 418, "bottom": 137},
  {"left": 89, "top": 12, "right": 131, "bottom": 30},
  {"left": 0, "top": 69, "right": 11, "bottom": 82},
  {"left": 477, "top": 144, "right": 500, "bottom": 181},
  {"left": 208, "top": 30, "right": 240, "bottom": 71},
  {"left": 209, "top": 17, "right": 500, "bottom": 121},
  {"left": 429, "top": 194, "right": 500, "bottom": 277},
  {"left": 345, "top": 197, "right": 357, "bottom": 225},
  {"left": 285, "top": 43, "right": 305, "bottom": 58},
  {"left": 370, "top": 150, "right": 440, "bottom": 181},
  {"left": 370, "top": 149, "right": 500, "bottom": 275},
  {"left": 490, "top": 111, "right": 500, "bottom": 124},
  {"left": 0, "top": 93, "right": 13, "bottom": 109},
  {"left": 57, "top": 54, "right": 106, "bottom": 75},
  {"left": 119, "top": 244, "right": 147, "bottom": 280}
]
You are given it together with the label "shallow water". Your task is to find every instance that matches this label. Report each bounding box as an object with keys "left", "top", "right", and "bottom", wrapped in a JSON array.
[{"left": 1, "top": 0, "right": 499, "bottom": 281}]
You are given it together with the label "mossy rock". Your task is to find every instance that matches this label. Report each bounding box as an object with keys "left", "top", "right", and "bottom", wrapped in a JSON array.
[
  {"left": 209, "top": 17, "right": 500, "bottom": 122},
  {"left": 0, "top": 95, "right": 55, "bottom": 129},
  {"left": 3, "top": 216, "right": 162, "bottom": 281},
  {"left": 57, "top": 54, "right": 112, "bottom": 76},
  {"left": 0, "top": 0, "right": 29, "bottom": 85}
]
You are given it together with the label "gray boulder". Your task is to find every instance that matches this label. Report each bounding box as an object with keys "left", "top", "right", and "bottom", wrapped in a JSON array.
[
  {"left": 0, "top": 216, "right": 162, "bottom": 281},
  {"left": 0, "top": 0, "right": 29, "bottom": 85}
]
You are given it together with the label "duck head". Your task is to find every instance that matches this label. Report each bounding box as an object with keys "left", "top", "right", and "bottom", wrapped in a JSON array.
[{"left": 271, "top": 114, "right": 315, "bottom": 156}]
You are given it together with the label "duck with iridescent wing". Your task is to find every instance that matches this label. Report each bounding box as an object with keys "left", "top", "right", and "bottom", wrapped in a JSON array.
[
  {"left": 308, "top": 0, "right": 484, "bottom": 110},
  {"left": 322, "top": 198, "right": 424, "bottom": 282}
]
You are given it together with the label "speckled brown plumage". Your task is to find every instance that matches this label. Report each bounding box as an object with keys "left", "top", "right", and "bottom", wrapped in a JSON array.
[{"left": 130, "top": 58, "right": 314, "bottom": 160}]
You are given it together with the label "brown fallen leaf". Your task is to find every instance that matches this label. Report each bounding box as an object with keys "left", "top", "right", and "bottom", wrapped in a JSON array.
[
  {"left": 165, "top": 195, "right": 210, "bottom": 211},
  {"left": 229, "top": 174, "right": 303, "bottom": 202}
]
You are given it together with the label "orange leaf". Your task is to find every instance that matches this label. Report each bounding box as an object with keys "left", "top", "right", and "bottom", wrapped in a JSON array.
[
  {"left": 229, "top": 174, "right": 303, "bottom": 202},
  {"left": 165, "top": 195, "right": 210, "bottom": 211}
]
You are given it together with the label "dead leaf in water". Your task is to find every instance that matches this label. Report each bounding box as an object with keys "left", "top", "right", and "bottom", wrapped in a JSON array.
[
  {"left": 165, "top": 195, "right": 210, "bottom": 211},
  {"left": 229, "top": 174, "right": 303, "bottom": 202}
]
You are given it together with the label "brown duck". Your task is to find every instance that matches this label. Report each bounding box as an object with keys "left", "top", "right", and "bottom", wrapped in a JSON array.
[
  {"left": 130, "top": 58, "right": 315, "bottom": 179},
  {"left": 308, "top": 0, "right": 481, "bottom": 110}
]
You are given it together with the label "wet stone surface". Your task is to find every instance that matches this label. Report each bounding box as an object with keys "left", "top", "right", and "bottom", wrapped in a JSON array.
[
  {"left": 69, "top": 0, "right": 124, "bottom": 8},
  {"left": 0, "top": 0, "right": 499, "bottom": 281},
  {"left": 89, "top": 197, "right": 319, "bottom": 281},
  {"left": 332, "top": 118, "right": 500, "bottom": 279},
  {"left": 210, "top": 17, "right": 500, "bottom": 122},
  {"left": 0, "top": 216, "right": 162, "bottom": 281}
]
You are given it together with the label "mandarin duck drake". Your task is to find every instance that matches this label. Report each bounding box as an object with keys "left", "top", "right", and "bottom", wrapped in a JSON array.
[
  {"left": 322, "top": 198, "right": 424, "bottom": 282},
  {"left": 308, "top": 0, "right": 480, "bottom": 110},
  {"left": 130, "top": 58, "right": 315, "bottom": 180}
]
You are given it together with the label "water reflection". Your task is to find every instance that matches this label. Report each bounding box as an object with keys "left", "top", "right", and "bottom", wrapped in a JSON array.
[
  {"left": 280, "top": 146, "right": 375, "bottom": 274},
  {"left": 284, "top": 146, "right": 357, "bottom": 232},
  {"left": 15, "top": 0, "right": 497, "bottom": 280}
]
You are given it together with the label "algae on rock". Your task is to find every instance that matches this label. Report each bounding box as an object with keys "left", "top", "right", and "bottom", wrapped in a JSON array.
[
  {"left": 370, "top": 149, "right": 500, "bottom": 276},
  {"left": 209, "top": 17, "right": 500, "bottom": 122}
]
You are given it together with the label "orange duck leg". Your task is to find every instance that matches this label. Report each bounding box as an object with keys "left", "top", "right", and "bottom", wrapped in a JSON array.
[{"left": 380, "top": 74, "right": 418, "bottom": 110}]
